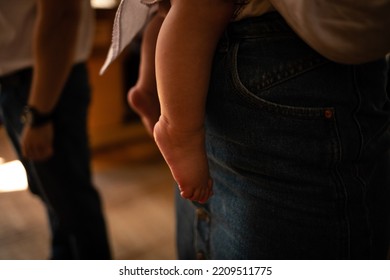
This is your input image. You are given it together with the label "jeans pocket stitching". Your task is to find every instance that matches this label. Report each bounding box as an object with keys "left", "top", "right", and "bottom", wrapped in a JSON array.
[{"left": 230, "top": 42, "right": 332, "bottom": 120}]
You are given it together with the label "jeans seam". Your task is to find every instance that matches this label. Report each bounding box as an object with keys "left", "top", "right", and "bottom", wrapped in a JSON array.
[
  {"left": 354, "top": 164, "right": 372, "bottom": 258},
  {"left": 332, "top": 113, "right": 351, "bottom": 259},
  {"left": 351, "top": 66, "right": 373, "bottom": 257},
  {"left": 334, "top": 165, "right": 351, "bottom": 259}
]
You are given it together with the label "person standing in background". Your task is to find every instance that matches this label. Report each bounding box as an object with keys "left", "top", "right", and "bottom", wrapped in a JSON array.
[{"left": 0, "top": 0, "right": 111, "bottom": 259}]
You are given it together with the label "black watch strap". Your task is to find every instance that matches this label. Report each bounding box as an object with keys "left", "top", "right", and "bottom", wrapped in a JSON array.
[{"left": 21, "top": 105, "right": 54, "bottom": 127}]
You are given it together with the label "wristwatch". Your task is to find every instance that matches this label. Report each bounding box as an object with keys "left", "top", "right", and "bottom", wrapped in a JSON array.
[{"left": 20, "top": 105, "right": 54, "bottom": 127}]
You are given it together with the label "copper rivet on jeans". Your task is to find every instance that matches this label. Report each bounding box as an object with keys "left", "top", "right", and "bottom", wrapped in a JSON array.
[
  {"left": 324, "top": 109, "right": 333, "bottom": 119},
  {"left": 196, "top": 208, "right": 209, "bottom": 222},
  {"left": 196, "top": 251, "right": 206, "bottom": 260}
]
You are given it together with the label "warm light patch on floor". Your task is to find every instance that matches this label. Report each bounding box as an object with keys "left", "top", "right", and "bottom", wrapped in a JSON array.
[
  {"left": 90, "top": 0, "right": 118, "bottom": 9},
  {"left": 0, "top": 158, "right": 28, "bottom": 192}
]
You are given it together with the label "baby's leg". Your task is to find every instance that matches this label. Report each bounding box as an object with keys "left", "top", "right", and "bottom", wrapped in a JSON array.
[
  {"left": 154, "top": 117, "right": 213, "bottom": 203},
  {"left": 152, "top": 0, "right": 233, "bottom": 203},
  {"left": 128, "top": 14, "right": 163, "bottom": 136}
]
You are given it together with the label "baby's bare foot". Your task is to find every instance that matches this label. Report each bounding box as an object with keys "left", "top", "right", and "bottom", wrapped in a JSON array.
[
  {"left": 154, "top": 116, "right": 213, "bottom": 203},
  {"left": 127, "top": 86, "right": 160, "bottom": 136}
]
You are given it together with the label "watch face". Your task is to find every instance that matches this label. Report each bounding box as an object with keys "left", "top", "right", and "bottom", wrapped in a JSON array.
[
  {"left": 20, "top": 106, "right": 53, "bottom": 127},
  {"left": 21, "top": 107, "right": 33, "bottom": 125}
]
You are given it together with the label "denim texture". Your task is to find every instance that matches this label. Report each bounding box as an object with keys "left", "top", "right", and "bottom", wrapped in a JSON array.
[
  {"left": 176, "top": 12, "right": 390, "bottom": 260},
  {"left": 0, "top": 63, "right": 111, "bottom": 259}
]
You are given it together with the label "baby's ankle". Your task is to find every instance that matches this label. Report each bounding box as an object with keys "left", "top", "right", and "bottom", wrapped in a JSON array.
[{"left": 155, "top": 116, "right": 205, "bottom": 143}]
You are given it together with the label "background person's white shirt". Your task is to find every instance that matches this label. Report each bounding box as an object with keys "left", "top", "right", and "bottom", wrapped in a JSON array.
[{"left": 0, "top": 0, "right": 95, "bottom": 76}]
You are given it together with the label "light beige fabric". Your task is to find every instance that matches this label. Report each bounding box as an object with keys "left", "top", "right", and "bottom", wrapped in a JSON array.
[
  {"left": 269, "top": 0, "right": 390, "bottom": 64},
  {"left": 0, "top": 0, "right": 94, "bottom": 76},
  {"left": 100, "top": 0, "right": 272, "bottom": 74},
  {"left": 101, "top": 0, "right": 390, "bottom": 73},
  {"left": 100, "top": 0, "right": 156, "bottom": 74},
  {"left": 234, "top": 0, "right": 274, "bottom": 21}
]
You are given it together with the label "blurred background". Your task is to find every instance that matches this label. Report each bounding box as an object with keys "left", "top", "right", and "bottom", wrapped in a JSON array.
[{"left": 0, "top": 0, "right": 177, "bottom": 260}]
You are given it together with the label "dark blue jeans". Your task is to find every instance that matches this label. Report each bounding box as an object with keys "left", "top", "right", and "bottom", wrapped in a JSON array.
[
  {"left": 0, "top": 63, "right": 111, "bottom": 259},
  {"left": 176, "top": 13, "right": 390, "bottom": 260}
]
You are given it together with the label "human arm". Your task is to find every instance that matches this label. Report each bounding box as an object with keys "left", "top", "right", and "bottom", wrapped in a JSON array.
[
  {"left": 155, "top": 0, "right": 234, "bottom": 130},
  {"left": 153, "top": 0, "right": 234, "bottom": 202},
  {"left": 21, "top": 0, "right": 82, "bottom": 160}
]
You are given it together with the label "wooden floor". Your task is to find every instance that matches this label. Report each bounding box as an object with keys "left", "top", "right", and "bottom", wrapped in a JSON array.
[{"left": 0, "top": 125, "right": 177, "bottom": 260}]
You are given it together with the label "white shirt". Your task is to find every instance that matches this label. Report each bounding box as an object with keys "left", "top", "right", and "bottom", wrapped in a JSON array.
[
  {"left": 0, "top": 0, "right": 95, "bottom": 76},
  {"left": 100, "top": 0, "right": 273, "bottom": 73},
  {"left": 235, "top": 0, "right": 274, "bottom": 20},
  {"left": 100, "top": 0, "right": 155, "bottom": 74},
  {"left": 269, "top": 0, "right": 390, "bottom": 64},
  {"left": 101, "top": 0, "right": 390, "bottom": 73}
]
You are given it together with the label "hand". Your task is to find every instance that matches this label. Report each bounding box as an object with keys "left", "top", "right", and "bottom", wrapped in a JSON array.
[{"left": 21, "top": 122, "right": 54, "bottom": 161}]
